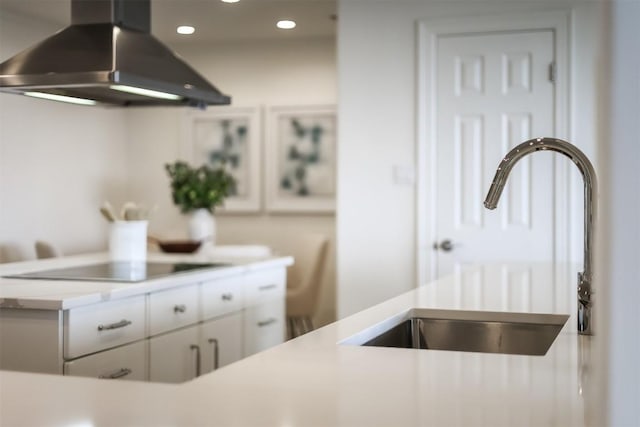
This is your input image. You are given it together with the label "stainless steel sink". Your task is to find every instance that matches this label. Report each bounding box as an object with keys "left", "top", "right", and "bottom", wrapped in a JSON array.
[{"left": 343, "top": 309, "right": 569, "bottom": 356}]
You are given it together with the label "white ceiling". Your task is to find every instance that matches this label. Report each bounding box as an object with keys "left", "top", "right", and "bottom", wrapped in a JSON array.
[{"left": 0, "top": 0, "right": 337, "bottom": 43}]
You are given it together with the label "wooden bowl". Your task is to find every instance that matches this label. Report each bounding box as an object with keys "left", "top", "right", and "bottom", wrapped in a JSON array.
[{"left": 156, "top": 240, "right": 202, "bottom": 254}]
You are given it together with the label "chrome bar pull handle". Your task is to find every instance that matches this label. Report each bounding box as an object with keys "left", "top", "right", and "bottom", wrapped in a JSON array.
[
  {"left": 208, "top": 338, "right": 219, "bottom": 370},
  {"left": 258, "top": 318, "right": 277, "bottom": 327},
  {"left": 221, "top": 293, "right": 233, "bottom": 301},
  {"left": 190, "top": 344, "right": 201, "bottom": 378},
  {"left": 258, "top": 284, "right": 277, "bottom": 291},
  {"left": 97, "top": 319, "right": 132, "bottom": 331},
  {"left": 99, "top": 368, "right": 132, "bottom": 379},
  {"left": 174, "top": 304, "right": 187, "bottom": 314}
]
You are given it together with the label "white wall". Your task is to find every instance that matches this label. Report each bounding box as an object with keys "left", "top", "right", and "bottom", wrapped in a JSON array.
[
  {"left": 0, "top": 11, "right": 128, "bottom": 262},
  {"left": 597, "top": 1, "right": 640, "bottom": 424},
  {"left": 337, "top": 0, "right": 602, "bottom": 317},
  {"left": 126, "top": 38, "right": 338, "bottom": 325}
]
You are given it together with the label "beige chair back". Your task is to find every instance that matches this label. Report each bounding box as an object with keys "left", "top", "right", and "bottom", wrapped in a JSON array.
[
  {"left": 286, "top": 233, "right": 329, "bottom": 317},
  {"left": 35, "top": 241, "right": 61, "bottom": 259}
]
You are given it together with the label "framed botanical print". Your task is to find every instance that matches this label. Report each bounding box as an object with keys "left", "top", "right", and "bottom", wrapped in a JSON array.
[
  {"left": 266, "top": 105, "right": 336, "bottom": 213},
  {"left": 183, "top": 106, "right": 261, "bottom": 213}
]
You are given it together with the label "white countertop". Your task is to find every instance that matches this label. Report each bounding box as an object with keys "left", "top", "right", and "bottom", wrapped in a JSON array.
[
  {"left": 0, "top": 250, "right": 294, "bottom": 310},
  {"left": 0, "top": 262, "right": 597, "bottom": 426}
]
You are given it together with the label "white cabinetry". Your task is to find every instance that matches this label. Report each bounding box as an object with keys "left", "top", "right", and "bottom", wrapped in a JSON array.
[
  {"left": 149, "top": 284, "right": 199, "bottom": 336},
  {"left": 149, "top": 312, "right": 245, "bottom": 383},
  {"left": 244, "top": 299, "right": 285, "bottom": 356},
  {"left": 244, "top": 268, "right": 286, "bottom": 306},
  {"left": 63, "top": 340, "right": 147, "bottom": 381},
  {"left": 64, "top": 295, "right": 146, "bottom": 359},
  {"left": 201, "top": 275, "right": 244, "bottom": 318},
  {"left": 149, "top": 325, "right": 200, "bottom": 383},
  {"left": 200, "top": 312, "right": 243, "bottom": 374},
  {"left": 148, "top": 278, "right": 247, "bottom": 383},
  {"left": 0, "top": 262, "right": 289, "bottom": 384},
  {"left": 243, "top": 269, "right": 286, "bottom": 357}
]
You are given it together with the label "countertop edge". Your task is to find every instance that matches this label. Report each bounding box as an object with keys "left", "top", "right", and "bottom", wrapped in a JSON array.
[{"left": 0, "top": 252, "right": 294, "bottom": 310}]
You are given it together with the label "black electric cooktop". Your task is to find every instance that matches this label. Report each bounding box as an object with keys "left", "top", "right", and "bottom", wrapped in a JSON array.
[{"left": 3, "top": 262, "right": 229, "bottom": 283}]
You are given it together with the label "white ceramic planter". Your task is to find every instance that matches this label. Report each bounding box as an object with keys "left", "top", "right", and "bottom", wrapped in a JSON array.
[{"left": 188, "top": 208, "right": 216, "bottom": 244}]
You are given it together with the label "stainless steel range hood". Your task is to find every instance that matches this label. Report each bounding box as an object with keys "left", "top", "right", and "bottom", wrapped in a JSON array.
[{"left": 0, "top": 0, "right": 231, "bottom": 108}]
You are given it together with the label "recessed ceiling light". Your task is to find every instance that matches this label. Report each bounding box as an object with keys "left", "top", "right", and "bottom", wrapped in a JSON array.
[
  {"left": 277, "top": 20, "right": 296, "bottom": 30},
  {"left": 177, "top": 25, "right": 195, "bottom": 35},
  {"left": 221, "top": 0, "right": 240, "bottom": 3}
]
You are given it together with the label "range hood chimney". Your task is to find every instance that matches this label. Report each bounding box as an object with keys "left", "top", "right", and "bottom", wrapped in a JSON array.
[{"left": 0, "top": 0, "right": 231, "bottom": 108}]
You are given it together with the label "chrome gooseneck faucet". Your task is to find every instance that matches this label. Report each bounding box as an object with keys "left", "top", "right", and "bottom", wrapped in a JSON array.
[{"left": 484, "top": 137, "right": 597, "bottom": 335}]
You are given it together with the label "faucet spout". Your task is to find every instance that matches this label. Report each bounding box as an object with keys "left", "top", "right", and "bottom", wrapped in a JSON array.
[{"left": 483, "top": 137, "right": 597, "bottom": 335}]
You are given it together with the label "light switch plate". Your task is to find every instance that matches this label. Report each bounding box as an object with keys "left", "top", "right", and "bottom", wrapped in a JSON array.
[{"left": 393, "top": 165, "right": 415, "bottom": 186}]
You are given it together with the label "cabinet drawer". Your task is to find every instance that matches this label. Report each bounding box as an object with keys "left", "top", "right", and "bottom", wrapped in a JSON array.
[
  {"left": 64, "top": 296, "right": 146, "bottom": 359},
  {"left": 149, "top": 284, "right": 198, "bottom": 336},
  {"left": 244, "top": 298, "right": 285, "bottom": 357},
  {"left": 244, "top": 269, "right": 286, "bottom": 307},
  {"left": 201, "top": 277, "right": 244, "bottom": 320},
  {"left": 64, "top": 340, "right": 147, "bottom": 381}
]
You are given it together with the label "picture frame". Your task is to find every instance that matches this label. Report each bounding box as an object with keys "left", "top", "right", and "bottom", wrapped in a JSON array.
[
  {"left": 265, "top": 105, "right": 337, "bottom": 213},
  {"left": 182, "top": 106, "right": 261, "bottom": 213}
]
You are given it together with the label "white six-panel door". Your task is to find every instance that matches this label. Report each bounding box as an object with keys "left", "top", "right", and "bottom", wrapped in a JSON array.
[{"left": 434, "top": 31, "right": 555, "bottom": 286}]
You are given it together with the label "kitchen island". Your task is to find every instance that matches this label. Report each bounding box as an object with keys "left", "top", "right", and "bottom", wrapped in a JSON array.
[
  {"left": 0, "top": 250, "right": 293, "bottom": 382},
  {"left": 0, "top": 262, "right": 597, "bottom": 426}
]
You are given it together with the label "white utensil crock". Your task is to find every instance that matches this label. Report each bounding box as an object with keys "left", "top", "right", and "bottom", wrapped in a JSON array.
[{"left": 109, "top": 220, "right": 148, "bottom": 262}]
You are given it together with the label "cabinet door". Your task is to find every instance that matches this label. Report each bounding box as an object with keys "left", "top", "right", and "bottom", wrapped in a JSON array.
[
  {"left": 200, "top": 312, "right": 243, "bottom": 374},
  {"left": 244, "top": 298, "right": 285, "bottom": 357},
  {"left": 64, "top": 340, "right": 147, "bottom": 381},
  {"left": 149, "top": 325, "right": 199, "bottom": 384}
]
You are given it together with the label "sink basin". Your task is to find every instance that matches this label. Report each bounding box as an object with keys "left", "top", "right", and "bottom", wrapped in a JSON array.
[{"left": 343, "top": 309, "right": 569, "bottom": 356}]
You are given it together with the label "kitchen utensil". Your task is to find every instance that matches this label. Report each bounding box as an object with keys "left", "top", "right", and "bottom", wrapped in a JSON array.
[
  {"left": 100, "top": 202, "right": 117, "bottom": 222},
  {"left": 120, "top": 203, "right": 157, "bottom": 221},
  {"left": 100, "top": 207, "right": 115, "bottom": 222},
  {"left": 121, "top": 201, "right": 139, "bottom": 221}
]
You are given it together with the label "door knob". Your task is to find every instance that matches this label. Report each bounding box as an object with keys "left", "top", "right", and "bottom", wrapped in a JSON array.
[{"left": 433, "top": 239, "right": 454, "bottom": 252}]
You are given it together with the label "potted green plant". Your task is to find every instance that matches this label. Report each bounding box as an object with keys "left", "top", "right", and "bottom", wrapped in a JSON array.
[{"left": 165, "top": 161, "right": 235, "bottom": 243}]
